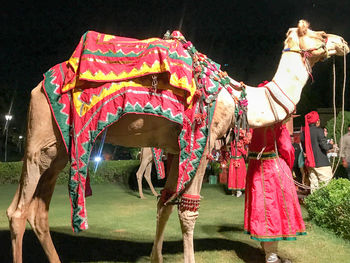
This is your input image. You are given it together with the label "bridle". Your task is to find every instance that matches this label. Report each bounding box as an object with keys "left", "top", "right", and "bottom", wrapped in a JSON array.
[{"left": 282, "top": 34, "right": 329, "bottom": 82}]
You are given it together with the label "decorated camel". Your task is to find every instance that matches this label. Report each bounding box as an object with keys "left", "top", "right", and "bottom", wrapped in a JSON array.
[
  {"left": 7, "top": 20, "right": 348, "bottom": 263},
  {"left": 136, "top": 147, "right": 165, "bottom": 199}
]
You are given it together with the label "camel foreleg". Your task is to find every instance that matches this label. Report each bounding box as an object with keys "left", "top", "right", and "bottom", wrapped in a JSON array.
[
  {"left": 150, "top": 192, "right": 175, "bottom": 263},
  {"left": 178, "top": 195, "right": 200, "bottom": 263}
]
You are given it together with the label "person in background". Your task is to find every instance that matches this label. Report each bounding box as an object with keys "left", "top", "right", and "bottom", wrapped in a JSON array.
[
  {"left": 301, "top": 111, "right": 337, "bottom": 193},
  {"left": 340, "top": 124, "right": 350, "bottom": 179},
  {"left": 228, "top": 138, "right": 247, "bottom": 197},
  {"left": 245, "top": 123, "right": 305, "bottom": 263},
  {"left": 323, "top": 127, "right": 337, "bottom": 161},
  {"left": 291, "top": 135, "right": 303, "bottom": 183}
]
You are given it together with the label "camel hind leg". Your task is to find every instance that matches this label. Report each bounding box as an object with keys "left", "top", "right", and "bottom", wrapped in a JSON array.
[
  {"left": 143, "top": 162, "right": 159, "bottom": 197},
  {"left": 27, "top": 145, "right": 68, "bottom": 263},
  {"left": 7, "top": 82, "right": 66, "bottom": 263},
  {"left": 136, "top": 160, "right": 149, "bottom": 199},
  {"left": 136, "top": 148, "right": 154, "bottom": 199},
  {"left": 7, "top": 142, "right": 67, "bottom": 263}
]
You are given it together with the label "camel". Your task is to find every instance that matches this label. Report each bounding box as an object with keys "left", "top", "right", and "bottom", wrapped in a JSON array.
[
  {"left": 136, "top": 147, "right": 163, "bottom": 199},
  {"left": 6, "top": 20, "right": 348, "bottom": 263}
]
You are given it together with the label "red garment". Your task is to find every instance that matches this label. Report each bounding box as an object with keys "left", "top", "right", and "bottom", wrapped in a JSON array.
[
  {"left": 244, "top": 124, "right": 306, "bottom": 241},
  {"left": 228, "top": 142, "right": 247, "bottom": 190},
  {"left": 304, "top": 111, "right": 319, "bottom": 167},
  {"left": 219, "top": 167, "right": 228, "bottom": 184}
]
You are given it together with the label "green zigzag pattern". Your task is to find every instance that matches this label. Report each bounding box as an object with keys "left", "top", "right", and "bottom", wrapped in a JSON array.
[
  {"left": 70, "top": 99, "right": 184, "bottom": 181},
  {"left": 43, "top": 66, "right": 71, "bottom": 149},
  {"left": 81, "top": 36, "right": 192, "bottom": 66}
]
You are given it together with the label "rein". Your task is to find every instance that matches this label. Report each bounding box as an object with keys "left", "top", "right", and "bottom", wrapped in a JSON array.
[
  {"left": 282, "top": 37, "right": 329, "bottom": 82},
  {"left": 331, "top": 47, "right": 348, "bottom": 173}
]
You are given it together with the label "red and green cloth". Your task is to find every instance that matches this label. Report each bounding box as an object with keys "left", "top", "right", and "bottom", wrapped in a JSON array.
[
  {"left": 152, "top": 148, "right": 166, "bottom": 179},
  {"left": 42, "top": 31, "right": 226, "bottom": 232}
]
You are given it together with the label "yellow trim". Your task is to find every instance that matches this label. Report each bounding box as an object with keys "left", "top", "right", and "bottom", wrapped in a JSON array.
[{"left": 72, "top": 80, "right": 142, "bottom": 116}]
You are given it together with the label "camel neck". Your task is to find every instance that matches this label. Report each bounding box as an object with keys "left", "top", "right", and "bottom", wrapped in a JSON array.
[{"left": 272, "top": 51, "right": 310, "bottom": 105}]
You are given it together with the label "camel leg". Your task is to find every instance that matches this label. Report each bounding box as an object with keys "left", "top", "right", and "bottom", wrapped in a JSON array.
[
  {"left": 7, "top": 142, "right": 65, "bottom": 263},
  {"left": 178, "top": 148, "right": 210, "bottom": 263},
  {"left": 178, "top": 209, "right": 199, "bottom": 263},
  {"left": 150, "top": 197, "right": 175, "bottom": 263},
  {"left": 136, "top": 148, "right": 154, "bottom": 199},
  {"left": 7, "top": 185, "right": 26, "bottom": 263},
  {"left": 144, "top": 162, "right": 159, "bottom": 197},
  {"left": 7, "top": 155, "right": 44, "bottom": 263},
  {"left": 136, "top": 161, "right": 148, "bottom": 199},
  {"left": 27, "top": 145, "right": 67, "bottom": 263},
  {"left": 150, "top": 154, "right": 178, "bottom": 263},
  {"left": 7, "top": 83, "right": 65, "bottom": 263}
]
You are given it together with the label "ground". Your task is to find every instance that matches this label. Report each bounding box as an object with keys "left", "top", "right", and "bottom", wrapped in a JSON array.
[{"left": 1, "top": 183, "right": 349, "bottom": 262}]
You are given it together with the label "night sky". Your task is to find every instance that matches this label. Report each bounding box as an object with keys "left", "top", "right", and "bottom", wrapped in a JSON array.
[{"left": 1, "top": 0, "right": 350, "bottom": 132}]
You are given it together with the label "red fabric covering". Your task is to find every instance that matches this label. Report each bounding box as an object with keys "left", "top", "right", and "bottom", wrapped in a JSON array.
[
  {"left": 219, "top": 167, "right": 228, "bottom": 184},
  {"left": 244, "top": 124, "right": 305, "bottom": 241},
  {"left": 304, "top": 111, "right": 319, "bottom": 167},
  {"left": 151, "top": 148, "right": 166, "bottom": 179},
  {"left": 43, "top": 30, "right": 225, "bottom": 232},
  {"left": 85, "top": 175, "right": 92, "bottom": 197},
  {"left": 228, "top": 141, "right": 247, "bottom": 190},
  {"left": 257, "top": 80, "right": 269, "bottom": 87}
]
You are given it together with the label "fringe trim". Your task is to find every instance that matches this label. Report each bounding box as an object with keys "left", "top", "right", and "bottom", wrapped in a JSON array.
[{"left": 178, "top": 194, "right": 201, "bottom": 212}]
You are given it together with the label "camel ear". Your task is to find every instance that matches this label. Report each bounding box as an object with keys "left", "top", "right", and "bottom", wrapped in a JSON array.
[{"left": 297, "top": 20, "right": 310, "bottom": 36}]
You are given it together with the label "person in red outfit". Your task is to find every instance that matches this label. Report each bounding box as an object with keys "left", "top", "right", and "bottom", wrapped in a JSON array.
[
  {"left": 244, "top": 123, "right": 306, "bottom": 263},
  {"left": 228, "top": 138, "right": 247, "bottom": 197},
  {"left": 301, "top": 111, "right": 335, "bottom": 193}
]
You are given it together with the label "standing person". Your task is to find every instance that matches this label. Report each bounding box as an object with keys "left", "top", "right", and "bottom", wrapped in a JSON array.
[
  {"left": 340, "top": 124, "right": 350, "bottom": 179},
  {"left": 244, "top": 123, "right": 306, "bottom": 263},
  {"left": 300, "top": 111, "right": 336, "bottom": 193},
  {"left": 291, "top": 135, "right": 303, "bottom": 183},
  {"left": 323, "top": 127, "right": 337, "bottom": 161},
  {"left": 228, "top": 139, "right": 247, "bottom": 197}
]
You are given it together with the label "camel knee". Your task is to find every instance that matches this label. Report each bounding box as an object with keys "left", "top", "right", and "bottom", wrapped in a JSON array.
[
  {"left": 178, "top": 210, "right": 199, "bottom": 234},
  {"left": 136, "top": 172, "right": 143, "bottom": 182},
  {"left": 8, "top": 209, "right": 28, "bottom": 236},
  {"left": 178, "top": 195, "right": 200, "bottom": 234},
  {"left": 7, "top": 187, "right": 20, "bottom": 219}
]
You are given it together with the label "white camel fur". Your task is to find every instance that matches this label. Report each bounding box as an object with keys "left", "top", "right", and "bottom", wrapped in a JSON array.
[{"left": 7, "top": 20, "right": 348, "bottom": 263}]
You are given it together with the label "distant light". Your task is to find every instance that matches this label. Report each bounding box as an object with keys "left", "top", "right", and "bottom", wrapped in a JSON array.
[
  {"left": 5, "top": 114, "right": 13, "bottom": 121},
  {"left": 224, "top": 64, "right": 229, "bottom": 67},
  {"left": 19, "top": 135, "right": 23, "bottom": 139},
  {"left": 94, "top": 156, "right": 102, "bottom": 162}
]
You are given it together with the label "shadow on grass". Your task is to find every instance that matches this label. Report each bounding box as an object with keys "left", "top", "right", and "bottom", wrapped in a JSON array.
[{"left": 0, "top": 230, "right": 263, "bottom": 262}]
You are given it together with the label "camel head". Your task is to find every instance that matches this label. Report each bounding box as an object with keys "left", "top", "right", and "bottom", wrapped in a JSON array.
[{"left": 284, "top": 20, "right": 349, "bottom": 66}]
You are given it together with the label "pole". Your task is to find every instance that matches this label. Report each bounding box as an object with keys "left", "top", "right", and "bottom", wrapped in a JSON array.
[{"left": 4, "top": 127, "right": 8, "bottom": 162}]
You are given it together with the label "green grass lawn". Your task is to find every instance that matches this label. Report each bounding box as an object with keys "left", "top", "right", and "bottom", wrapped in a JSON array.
[{"left": 1, "top": 183, "right": 350, "bottom": 262}]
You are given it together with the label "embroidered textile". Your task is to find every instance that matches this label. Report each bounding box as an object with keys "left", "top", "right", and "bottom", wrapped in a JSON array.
[
  {"left": 42, "top": 31, "right": 226, "bottom": 232},
  {"left": 151, "top": 148, "right": 165, "bottom": 179}
]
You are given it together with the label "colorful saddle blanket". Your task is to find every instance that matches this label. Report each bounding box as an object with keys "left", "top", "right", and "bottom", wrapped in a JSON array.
[
  {"left": 42, "top": 31, "right": 229, "bottom": 232},
  {"left": 152, "top": 148, "right": 165, "bottom": 179}
]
